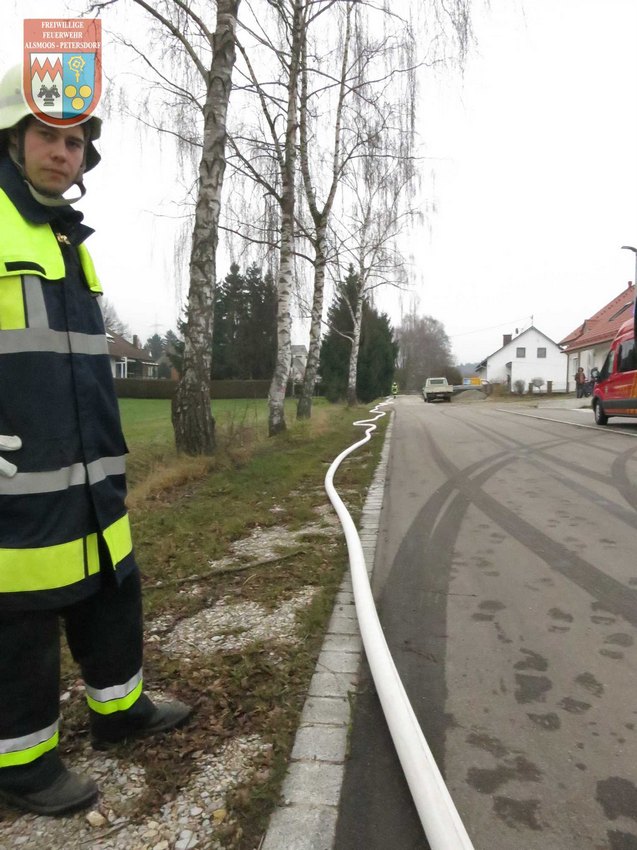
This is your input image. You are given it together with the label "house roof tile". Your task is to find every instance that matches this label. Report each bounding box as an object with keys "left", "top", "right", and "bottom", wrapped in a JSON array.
[
  {"left": 559, "top": 283, "right": 634, "bottom": 352},
  {"left": 106, "top": 328, "right": 156, "bottom": 364}
]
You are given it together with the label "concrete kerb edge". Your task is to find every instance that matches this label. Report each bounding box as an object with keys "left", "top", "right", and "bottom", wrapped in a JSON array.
[{"left": 259, "top": 409, "right": 394, "bottom": 850}]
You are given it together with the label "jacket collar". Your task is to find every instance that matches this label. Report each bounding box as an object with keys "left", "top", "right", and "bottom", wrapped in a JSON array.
[{"left": 0, "top": 156, "right": 93, "bottom": 245}]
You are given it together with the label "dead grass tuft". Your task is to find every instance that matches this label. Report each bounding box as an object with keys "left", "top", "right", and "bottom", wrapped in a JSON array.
[{"left": 127, "top": 456, "right": 216, "bottom": 510}]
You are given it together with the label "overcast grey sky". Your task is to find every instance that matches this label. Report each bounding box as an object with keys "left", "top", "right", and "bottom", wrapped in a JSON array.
[
  {"left": 393, "top": 0, "right": 637, "bottom": 363},
  {"left": 3, "top": 0, "right": 637, "bottom": 364}
]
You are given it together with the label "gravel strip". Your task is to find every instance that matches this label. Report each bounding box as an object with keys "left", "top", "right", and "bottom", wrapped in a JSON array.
[
  {"left": 163, "top": 587, "right": 318, "bottom": 656},
  {"left": 0, "top": 735, "right": 267, "bottom": 850}
]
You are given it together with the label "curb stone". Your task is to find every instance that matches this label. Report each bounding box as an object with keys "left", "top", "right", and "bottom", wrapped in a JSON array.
[
  {"left": 260, "top": 413, "right": 393, "bottom": 850},
  {"left": 536, "top": 397, "right": 591, "bottom": 409}
]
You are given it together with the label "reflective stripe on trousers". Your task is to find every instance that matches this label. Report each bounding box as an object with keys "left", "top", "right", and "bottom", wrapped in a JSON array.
[
  {"left": 0, "top": 721, "right": 58, "bottom": 768},
  {"left": 0, "top": 572, "right": 144, "bottom": 774},
  {"left": 85, "top": 668, "right": 144, "bottom": 715}
]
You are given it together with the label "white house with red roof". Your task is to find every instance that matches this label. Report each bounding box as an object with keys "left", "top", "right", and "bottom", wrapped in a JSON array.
[
  {"left": 559, "top": 282, "right": 634, "bottom": 391},
  {"left": 475, "top": 326, "right": 566, "bottom": 392}
]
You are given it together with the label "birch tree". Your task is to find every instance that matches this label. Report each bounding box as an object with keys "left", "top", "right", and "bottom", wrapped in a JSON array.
[
  {"left": 262, "top": 0, "right": 304, "bottom": 436},
  {"left": 295, "top": 1, "right": 354, "bottom": 419},
  {"left": 94, "top": 0, "right": 474, "bottom": 435},
  {"left": 295, "top": 2, "right": 419, "bottom": 418},
  {"left": 295, "top": 0, "right": 471, "bottom": 415},
  {"left": 230, "top": 1, "right": 412, "bottom": 423},
  {"left": 172, "top": 0, "right": 240, "bottom": 454},
  {"left": 89, "top": 0, "right": 241, "bottom": 454},
  {"left": 324, "top": 0, "right": 472, "bottom": 406},
  {"left": 227, "top": 0, "right": 306, "bottom": 436},
  {"left": 333, "top": 154, "right": 415, "bottom": 405}
]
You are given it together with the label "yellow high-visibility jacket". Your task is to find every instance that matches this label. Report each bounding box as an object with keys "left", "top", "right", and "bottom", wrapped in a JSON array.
[{"left": 0, "top": 163, "right": 134, "bottom": 610}]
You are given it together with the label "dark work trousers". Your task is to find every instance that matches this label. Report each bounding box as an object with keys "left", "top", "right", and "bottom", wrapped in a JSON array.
[{"left": 0, "top": 569, "right": 154, "bottom": 793}]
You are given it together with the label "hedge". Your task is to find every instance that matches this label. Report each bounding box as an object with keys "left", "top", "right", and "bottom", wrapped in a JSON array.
[{"left": 114, "top": 378, "right": 272, "bottom": 400}]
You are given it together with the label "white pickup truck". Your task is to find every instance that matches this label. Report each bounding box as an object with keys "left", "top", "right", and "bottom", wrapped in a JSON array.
[{"left": 422, "top": 377, "right": 453, "bottom": 403}]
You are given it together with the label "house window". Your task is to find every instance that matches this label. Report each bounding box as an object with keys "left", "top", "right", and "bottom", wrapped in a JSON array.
[
  {"left": 537, "top": 347, "right": 547, "bottom": 358},
  {"left": 516, "top": 347, "right": 526, "bottom": 358}
]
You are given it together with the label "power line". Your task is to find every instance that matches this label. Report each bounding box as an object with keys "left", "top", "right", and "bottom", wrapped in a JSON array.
[{"left": 448, "top": 316, "right": 532, "bottom": 338}]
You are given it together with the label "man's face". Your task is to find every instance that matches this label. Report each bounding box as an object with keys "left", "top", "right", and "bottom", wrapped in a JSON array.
[{"left": 21, "top": 120, "right": 85, "bottom": 194}]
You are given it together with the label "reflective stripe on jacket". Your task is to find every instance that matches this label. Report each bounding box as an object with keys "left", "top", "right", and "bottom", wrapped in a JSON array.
[{"left": 0, "top": 186, "right": 134, "bottom": 609}]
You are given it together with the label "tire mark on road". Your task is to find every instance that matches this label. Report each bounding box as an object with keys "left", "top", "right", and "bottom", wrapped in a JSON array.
[
  {"left": 423, "top": 428, "right": 637, "bottom": 628},
  {"left": 611, "top": 445, "right": 637, "bottom": 511},
  {"left": 383, "top": 413, "right": 637, "bottom": 781},
  {"left": 447, "top": 408, "right": 621, "bottom": 489},
  {"left": 444, "top": 406, "right": 637, "bottom": 525},
  {"left": 380, "top": 443, "right": 521, "bottom": 773},
  {"left": 384, "top": 403, "right": 637, "bottom": 846}
]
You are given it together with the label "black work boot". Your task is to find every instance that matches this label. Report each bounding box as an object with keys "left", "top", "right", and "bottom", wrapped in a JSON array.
[
  {"left": 0, "top": 768, "right": 98, "bottom": 816},
  {"left": 92, "top": 697, "right": 192, "bottom": 749}
]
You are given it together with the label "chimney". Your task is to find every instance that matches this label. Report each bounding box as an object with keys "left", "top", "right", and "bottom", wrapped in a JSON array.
[
  {"left": 503, "top": 334, "right": 512, "bottom": 346},
  {"left": 133, "top": 334, "right": 139, "bottom": 348}
]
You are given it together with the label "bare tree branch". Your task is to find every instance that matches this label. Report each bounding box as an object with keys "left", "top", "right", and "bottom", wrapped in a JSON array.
[{"left": 129, "top": 0, "right": 209, "bottom": 80}]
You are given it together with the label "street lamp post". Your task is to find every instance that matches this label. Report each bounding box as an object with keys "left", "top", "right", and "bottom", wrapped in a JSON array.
[{"left": 621, "top": 245, "right": 637, "bottom": 338}]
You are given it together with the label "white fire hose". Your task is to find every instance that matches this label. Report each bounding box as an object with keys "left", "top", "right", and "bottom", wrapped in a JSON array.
[{"left": 324, "top": 399, "right": 475, "bottom": 850}]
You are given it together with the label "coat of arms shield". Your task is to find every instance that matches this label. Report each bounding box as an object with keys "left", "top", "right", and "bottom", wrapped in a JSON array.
[{"left": 23, "top": 19, "right": 102, "bottom": 127}]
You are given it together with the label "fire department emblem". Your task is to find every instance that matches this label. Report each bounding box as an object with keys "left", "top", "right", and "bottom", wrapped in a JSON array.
[{"left": 23, "top": 19, "right": 102, "bottom": 127}]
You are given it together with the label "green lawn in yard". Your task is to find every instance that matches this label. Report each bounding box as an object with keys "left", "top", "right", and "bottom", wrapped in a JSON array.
[
  {"left": 119, "top": 397, "right": 315, "bottom": 450},
  {"left": 118, "top": 397, "right": 328, "bottom": 489}
]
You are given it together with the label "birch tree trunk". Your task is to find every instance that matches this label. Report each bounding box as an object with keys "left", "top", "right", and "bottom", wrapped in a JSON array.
[
  {"left": 296, "top": 221, "right": 327, "bottom": 419},
  {"left": 268, "top": 202, "right": 295, "bottom": 435},
  {"left": 267, "top": 0, "right": 304, "bottom": 436},
  {"left": 296, "top": 2, "right": 352, "bottom": 420},
  {"left": 346, "top": 294, "right": 363, "bottom": 406},
  {"left": 172, "top": 0, "right": 240, "bottom": 454}
]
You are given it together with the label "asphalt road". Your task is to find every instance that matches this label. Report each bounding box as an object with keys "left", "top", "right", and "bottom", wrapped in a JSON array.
[{"left": 334, "top": 396, "right": 637, "bottom": 850}]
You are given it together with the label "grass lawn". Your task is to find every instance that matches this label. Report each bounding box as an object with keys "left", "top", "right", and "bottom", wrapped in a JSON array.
[
  {"left": 119, "top": 397, "right": 280, "bottom": 450},
  {"left": 58, "top": 396, "right": 388, "bottom": 849},
  {"left": 119, "top": 397, "right": 306, "bottom": 503}
]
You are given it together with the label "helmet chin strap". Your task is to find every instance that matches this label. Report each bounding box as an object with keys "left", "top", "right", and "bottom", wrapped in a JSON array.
[
  {"left": 25, "top": 177, "right": 86, "bottom": 207},
  {"left": 9, "top": 135, "right": 86, "bottom": 207}
]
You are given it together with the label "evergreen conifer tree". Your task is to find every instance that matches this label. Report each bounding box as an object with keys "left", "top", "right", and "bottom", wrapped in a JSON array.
[{"left": 319, "top": 266, "right": 396, "bottom": 402}]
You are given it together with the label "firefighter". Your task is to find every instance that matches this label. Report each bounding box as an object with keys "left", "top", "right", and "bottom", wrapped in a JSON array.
[{"left": 0, "top": 64, "right": 191, "bottom": 816}]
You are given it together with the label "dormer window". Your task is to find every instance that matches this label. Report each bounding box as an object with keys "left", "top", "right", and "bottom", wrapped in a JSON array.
[{"left": 609, "top": 303, "right": 632, "bottom": 322}]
